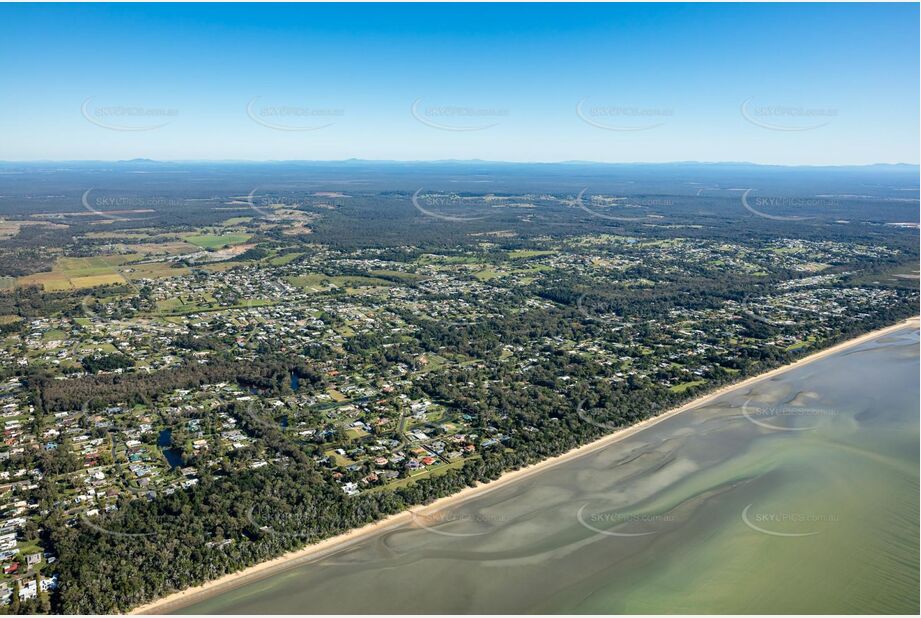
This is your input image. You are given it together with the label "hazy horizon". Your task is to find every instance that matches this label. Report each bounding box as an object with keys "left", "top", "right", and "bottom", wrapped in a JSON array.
[{"left": 0, "top": 158, "right": 918, "bottom": 168}]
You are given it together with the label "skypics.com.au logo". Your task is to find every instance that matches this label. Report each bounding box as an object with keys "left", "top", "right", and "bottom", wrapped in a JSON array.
[
  {"left": 81, "top": 97, "right": 178, "bottom": 132},
  {"left": 740, "top": 98, "right": 838, "bottom": 132},
  {"left": 246, "top": 97, "right": 344, "bottom": 131},
  {"left": 411, "top": 99, "right": 509, "bottom": 132},
  {"left": 577, "top": 98, "right": 673, "bottom": 132}
]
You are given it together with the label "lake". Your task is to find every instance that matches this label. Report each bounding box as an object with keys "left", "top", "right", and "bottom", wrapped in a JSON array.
[
  {"left": 175, "top": 325, "right": 919, "bottom": 614},
  {"left": 158, "top": 429, "right": 183, "bottom": 469}
]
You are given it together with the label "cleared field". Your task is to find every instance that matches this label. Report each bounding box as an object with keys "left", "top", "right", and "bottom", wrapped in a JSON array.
[
  {"left": 416, "top": 254, "right": 479, "bottom": 265},
  {"left": 156, "top": 297, "right": 191, "bottom": 312},
  {"left": 368, "top": 269, "right": 424, "bottom": 283},
  {"left": 323, "top": 449, "right": 355, "bottom": 467},
  {"left": 344, "top": 427, "right": 369, "bottom": 440},
  {"left": 17, "top": 253, "right": 188, "bottom": 290},
  {"left": 287, "top": 274, "right": 395, "bottom": 292},
  {"left": 473, "top": 268, "right": 503, "bottom": 281},
  {"left": 268, "top": 252, "right": 304, "bottom": 266},
  {"left": 336, "top": 325, "right": 356, "bottom": 337},
  {"left": 83, "top": 231, "right": 156, "bottom": 239},
  {"left": 508, "top": 249, "right": 555, "bottom": 259},
  {"left": 0, "top": 221, "right": 21, "bottom": 239},
  {"left": 0, "top": 219, "right": 68, "bottom": 239},
  {"left": 221, "top": 217, "right": 253, "bottom": 226},
  {"left": 42, "top": 328, "right": 67, "bottom": 341},
  {"left": 122, "top": 262, "right": 189, "bottom": 280},
  {"left": 18, "top": 273, "right": 73, "bottom": 291},
  {"left": 668, "top": 379, "right": 707, "bottom": 393},
  {"left": 71, "top": 274, "right": 126, "bottom": 288},
  {"left": 122, "top": 241, "right": 200, "bottom": 256},
  {"left": 153, "top": 297, "right": 274, "bottom": 316},
  {"left": 57, "top": 255, "right": 137, "bottom": 273},
  {"left": 199, "top": 262, "right": 241, "bottom": 273},
  {"left": 184, "top": 233, "right": 251, "bottom": 249}
]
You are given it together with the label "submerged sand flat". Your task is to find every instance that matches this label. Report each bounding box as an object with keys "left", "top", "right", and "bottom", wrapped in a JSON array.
[{"left": 158, "top": 323, "right": 918, "bottom": 614}]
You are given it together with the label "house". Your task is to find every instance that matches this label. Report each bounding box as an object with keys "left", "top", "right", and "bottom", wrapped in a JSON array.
[
  {"left": 18, "top": 579, "right": 37, "bottom": 600},
  {"left": 39, "top": 574, "right": 58, "bottom": 592}
]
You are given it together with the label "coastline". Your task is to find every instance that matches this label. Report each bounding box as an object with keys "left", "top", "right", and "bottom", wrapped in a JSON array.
[{"left": 130, "top": 316, "right": 919, "bottom": 615}]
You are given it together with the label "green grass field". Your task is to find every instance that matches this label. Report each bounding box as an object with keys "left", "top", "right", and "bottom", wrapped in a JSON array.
[
  {"left": 473, "top": 268, "right": 503, "bottom": 281},
  {"left": 669, "top": 379, "right": 707, "bottom": 393},
  {"left": 268, "top": 252, "right": 304, "bottom": 265},
  {"left": 287, "top": 274, "right": 395, "bottom": 292},
  {"left": 71, "top": 273, "right": 127, "bottom": 288},
  {"left": 785, "top": 338, "right": 817, "bottom": 352},
  {"left": 42, "top": 328, "right": 68, "bottom": 341},
  {"left": 508, "top": 249, "right": 555, "bottom": 259},
  {"left": 344, "top": 427, "right": 370, "bottom": 440},
  {"left": 184, "top": 233, "right": 251, "bottom": 249},
  {"left": 221, "top": 217, "right": 253, "bottom": 226},
  {"left": 368, "top": 269, "right": 424, "bottom": 283},
  {"left": 16, "top": 253, "right": 163, "bottom": 290},
  {"left": 324, "top": 449, "right": 356, "bottom": 467}
]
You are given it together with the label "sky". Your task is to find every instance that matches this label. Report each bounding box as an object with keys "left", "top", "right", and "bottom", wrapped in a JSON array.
[{"left": 0, "top": 3, "right": 918, "bottom": 165}]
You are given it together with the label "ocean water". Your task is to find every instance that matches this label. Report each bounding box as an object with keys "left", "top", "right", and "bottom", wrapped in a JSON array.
[{"left": 175, "top": 326, "right": 919, "bottom": 614}]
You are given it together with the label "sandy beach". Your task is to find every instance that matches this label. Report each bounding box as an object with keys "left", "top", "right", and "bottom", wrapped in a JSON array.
[{"left": 130, "top": 316, "right": 919, "bottom": 615}]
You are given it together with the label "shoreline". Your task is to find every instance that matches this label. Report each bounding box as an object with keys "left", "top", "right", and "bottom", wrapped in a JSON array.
[{"left": 130, "top": 316, "right": 919, "bottom": 615}]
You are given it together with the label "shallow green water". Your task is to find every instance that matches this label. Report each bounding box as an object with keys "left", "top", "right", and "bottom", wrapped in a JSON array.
[{"left": 175, "top": 327, "right": 919, "bottom": 614}]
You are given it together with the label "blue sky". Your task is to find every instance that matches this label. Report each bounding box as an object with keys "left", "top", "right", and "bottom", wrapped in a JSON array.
[{"left": 0, "top": 3, "right": 917, "bottom": 164}]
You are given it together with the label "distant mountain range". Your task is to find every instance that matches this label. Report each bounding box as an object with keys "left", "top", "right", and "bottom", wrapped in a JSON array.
[{"left": 0, "top": 159, "right": 917, "bottom": 171}]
